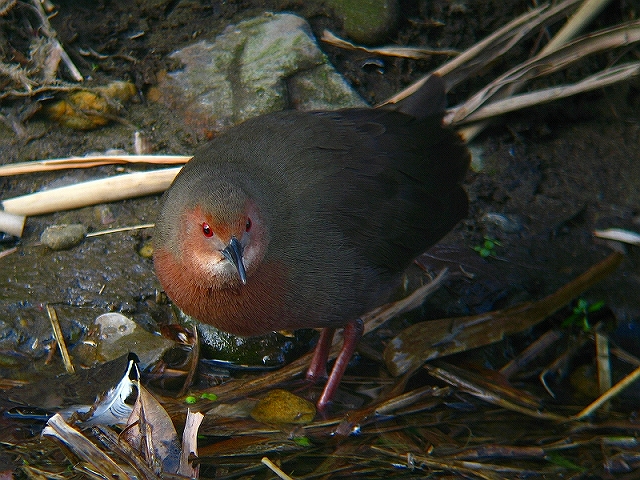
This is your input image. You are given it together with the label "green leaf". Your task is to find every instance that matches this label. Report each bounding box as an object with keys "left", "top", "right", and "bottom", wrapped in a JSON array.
[
  {"left": 545, "top": 452, "right": 586, "bottom": 471},
  {"left": 293, "top": 436, "right": 312, "bottom": 447}
]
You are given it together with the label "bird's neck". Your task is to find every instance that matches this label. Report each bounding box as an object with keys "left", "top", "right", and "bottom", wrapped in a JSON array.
[{"left": 154, "top": 248, "right": 290, "bottom": 336}]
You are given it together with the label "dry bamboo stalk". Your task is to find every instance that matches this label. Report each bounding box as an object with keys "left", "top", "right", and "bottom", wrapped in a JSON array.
[
  {"left": 1, "top": 167, "right": 182, "bottom": 216},
  {"left": 371, "top": 446, "right": 515, "bottom": 480},
  {"left": 436, "top": 0, "right": 583, "bottom": 87},
  {"left": 0, "top": 210, "right": 26, "bottom": 237},
  {"left": 0, "top": 247, "right": 18, "bottom": 259},
  {"left": 0, "top": 154, "right": 191, "bottom": 176}
]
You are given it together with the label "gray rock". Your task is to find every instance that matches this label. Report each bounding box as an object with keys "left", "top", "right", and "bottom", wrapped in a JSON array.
[
  {"left": 157, "top": 13, "right": 366, "bottom": 135},
  {"left": 91, "top": 312, "right": 176, "bottom": 370}
]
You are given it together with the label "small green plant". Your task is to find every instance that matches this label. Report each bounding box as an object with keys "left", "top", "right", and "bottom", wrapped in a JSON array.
[
  {"left": 184, "top": 392, "right": 218, "bottom": 404},
  {"left": 561, "top": 298, "right": 605, "bottom": 332},
  {"left": 293, "top": 436, "right": 312, "bottom": 447},
  {"left": 473, "top": 237, "right": 501, "bottom": 258}
]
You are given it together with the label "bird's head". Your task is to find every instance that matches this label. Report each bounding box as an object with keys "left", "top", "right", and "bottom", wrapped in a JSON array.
[{"left": 154, "top": 180, "right": 269, "bottom": 291}]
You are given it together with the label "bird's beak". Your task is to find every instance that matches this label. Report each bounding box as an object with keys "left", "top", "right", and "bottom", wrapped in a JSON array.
[{"left": 221, "top": 236, "right": 247, "bottom": 285}]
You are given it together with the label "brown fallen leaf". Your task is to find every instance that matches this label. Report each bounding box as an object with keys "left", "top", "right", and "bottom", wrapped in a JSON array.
[{"left": 123, "top": 384, "right": 181, "bottom": 474}]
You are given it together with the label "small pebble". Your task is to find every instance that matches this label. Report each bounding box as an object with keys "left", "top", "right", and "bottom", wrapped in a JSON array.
[
  {"left": 40, "top": 224, "right": 87, "bottom": 250},
  {"left": 94, "top": 205, "right": 115, "bottom": 225},
  {"left": 481, "top": 212, "right": 523, "bottom": 233},
  {"left": 250, "top": 389, "right": 316, "bottom": 424},
  {"left": 139, "top": 241, "right": 154, "bottom": 259}
]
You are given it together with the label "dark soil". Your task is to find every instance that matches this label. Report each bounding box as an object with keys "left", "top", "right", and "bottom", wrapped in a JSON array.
[{"left": 0, "top": 0, "right": 639, "bottom": 475}]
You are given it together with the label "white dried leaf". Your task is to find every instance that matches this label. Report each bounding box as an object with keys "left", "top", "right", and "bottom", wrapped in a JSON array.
[{"left": 0, "top": 62, "right": 35, "bottom": 90}]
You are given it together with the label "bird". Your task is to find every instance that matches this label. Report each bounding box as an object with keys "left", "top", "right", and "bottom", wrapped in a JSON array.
[{"left": 153, "top": 74, "right": 470, "bottom": 412}]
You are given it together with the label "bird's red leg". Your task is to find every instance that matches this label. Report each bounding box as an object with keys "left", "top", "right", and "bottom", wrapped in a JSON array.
[
  {"left": 306, "top": 327, "right": 335, "bottom": 382},
  {"left": 316, "top": 318, "right": 364, "bottom": 412}
]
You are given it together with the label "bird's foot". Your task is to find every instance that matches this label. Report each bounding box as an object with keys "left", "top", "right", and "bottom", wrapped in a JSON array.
[{"left": 305, "top": 327, "right": 335, "bottom": 383}]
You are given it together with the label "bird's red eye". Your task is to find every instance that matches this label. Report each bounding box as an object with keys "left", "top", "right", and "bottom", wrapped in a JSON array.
[
  {"left": 202, "top": 222, "right": 213, "bottom": 237},
  {"left": 245, "top": 217, "right": 252, "bottom": 232}
]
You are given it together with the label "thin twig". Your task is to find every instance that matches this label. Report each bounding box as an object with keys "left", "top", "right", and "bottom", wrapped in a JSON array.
[
  {"left": 85, "top": 224, "right": 155, "bottom": 238},
  {"left": 595, "top": 330, "right": 612, "bottom": 413},
  {"left": 29, "top": 0, "right": 82, "bottom": 82},
  {"left": 500, "top": 329, "right": 564, "bottom": 379},
  {"left": 46, "top": 304, "right": 74, "bottom": 374},
  {"left": 0, "top": 246, "right": 18, "bottom": 259},
  {"left": 426, "top": 363, "right": 566, "bottom": 421},
  {"left": 261, "top": 457, "right": 295, "bottom": 480},
  {"left": 571, "top": 365, "right": 640, "bottom": 420},
  {"left": 0, "top": 83, "right": 82, "bottom": 101},
  {"left": 371, "top": 446, "right": 508, "bottom": 480}
]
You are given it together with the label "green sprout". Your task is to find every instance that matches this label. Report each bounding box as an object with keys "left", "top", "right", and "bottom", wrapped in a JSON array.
[
  {"left": 184, "top": 393, "right": 218, "bottom": 404},
  {"left": 473, "top": 237, "right": 501, "bottom": 258},
  {"left": 545, "top": 452, "right": 586, "bottom": 471},
  {"left": 293, "top": 436, "right": 312, "bottom": 447},
  {"left": 561, "top": 298, "right": 605, "bottom": 332}
]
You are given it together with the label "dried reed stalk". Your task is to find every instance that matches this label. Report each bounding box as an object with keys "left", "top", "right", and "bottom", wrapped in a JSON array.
[{"left": 2, "top": 167, "right": 182, "bottom": 216}]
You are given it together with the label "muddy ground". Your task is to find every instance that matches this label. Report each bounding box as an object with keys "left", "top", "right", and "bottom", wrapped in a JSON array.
[{"left": 0, "top": 0, "right": 639, "bottom": 386}]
